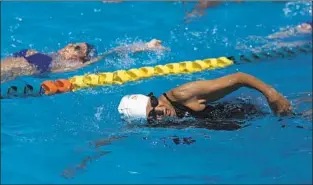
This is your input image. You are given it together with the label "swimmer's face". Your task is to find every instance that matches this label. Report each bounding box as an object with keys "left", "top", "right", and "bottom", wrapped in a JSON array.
[
  {"left": 59, "top": 42, "right": 90, "bottom": 62},
  {"left": 146, "top": 95, "right": 176, "bottom": 122}
]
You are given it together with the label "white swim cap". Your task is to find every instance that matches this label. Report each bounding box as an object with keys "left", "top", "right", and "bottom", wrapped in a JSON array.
[{"left": 118, "top": 94, "right": 150, "bottom": 122}]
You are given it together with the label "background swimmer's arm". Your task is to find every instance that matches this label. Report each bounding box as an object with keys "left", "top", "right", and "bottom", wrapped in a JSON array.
[
  {"left": 52, "top": 40, "right": 170, "bottom": 73},
  {"left": 267, "top": 27, "right": 298, "bottom": 39},
  {"left": 101, "top": 39, "right": 169, "bottom": 57},
  {"left": 170, "top": 72, "right": 292, "bottom": 115},
  {"left": 267, "top": 23, "right": 312, "bottom": 39}
]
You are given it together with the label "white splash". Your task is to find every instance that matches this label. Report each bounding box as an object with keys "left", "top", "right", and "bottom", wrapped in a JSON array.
[
  {"left": 283, "top": 1, "right": 312, "bottom": 17},
  {"left": 95, "top": 106, "right": 104, "bottom": 121}
]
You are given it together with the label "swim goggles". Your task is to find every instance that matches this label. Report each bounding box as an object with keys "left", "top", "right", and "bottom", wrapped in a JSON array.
[{"left": 147, "top": 92, "right": 160, "bottom": 124}]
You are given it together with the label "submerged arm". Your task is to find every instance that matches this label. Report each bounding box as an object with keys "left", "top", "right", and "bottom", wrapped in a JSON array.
[{"left": 62, "top": 135, "right": 127, "bottom": 179}]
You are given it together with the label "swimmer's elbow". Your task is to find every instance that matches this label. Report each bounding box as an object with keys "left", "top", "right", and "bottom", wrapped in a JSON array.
[
  {"left": 233, "top": 72, "right": 260, "bottom": 85},
  {"left": 230, "top": 72, "right": 248, "bottom": 85}
]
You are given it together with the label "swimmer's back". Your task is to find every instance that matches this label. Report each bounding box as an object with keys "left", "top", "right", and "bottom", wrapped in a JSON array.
[{"left": 147, "top": 101, "right": 268, "bottom": 131}]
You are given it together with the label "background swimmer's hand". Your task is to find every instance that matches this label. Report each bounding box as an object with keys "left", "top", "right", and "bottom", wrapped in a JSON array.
[
  {"left": 145, "top": 39, "right": 170, "bottom": 51},
  {"left": 268, "top": 93, "right": 293, "bottom": 116},
  {"left": 296, "top": 23, "right": 312, "bottom": 34}
]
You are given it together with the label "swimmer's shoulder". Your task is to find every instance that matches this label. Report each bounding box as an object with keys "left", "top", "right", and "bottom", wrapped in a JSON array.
[{"left": 168, "top": 80, "right": 212, "bottom": 100}]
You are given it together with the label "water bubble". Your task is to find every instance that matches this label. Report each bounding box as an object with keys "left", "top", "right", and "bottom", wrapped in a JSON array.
[{"left": 15, "top": 17, "right": 23, "bottom": 22}]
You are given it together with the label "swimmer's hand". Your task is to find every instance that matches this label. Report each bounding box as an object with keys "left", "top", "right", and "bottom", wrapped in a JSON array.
[
  {"left": 145, "top": 39, "right": 170, "bottom": 51},
  {"left": 268, "top": 93, "right": 293, "bottom": 116}
]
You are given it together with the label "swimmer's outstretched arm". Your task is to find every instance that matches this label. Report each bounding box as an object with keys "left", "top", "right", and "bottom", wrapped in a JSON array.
[
  {"left": 51, "top": 39, "right": 169, "bottom": 73},
  {"left": 104, "top": 39, "right": 169, "bottom": 55},
  {"left": 168, "top": 72, "right": 292, "bottom": 116},
  {"left": 90, "top": 39, "right": 169, "bottom": 64},
  {"left": 267, "top": 23, "right": 312, "bottom": 39}
]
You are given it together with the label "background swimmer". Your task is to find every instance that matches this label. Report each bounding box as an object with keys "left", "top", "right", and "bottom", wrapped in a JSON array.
[
  {"left": 184, "top": 0, "right": 242, "bottom": 22},
  {"left": 0, "top": 39, "right": 168, "bottom": 83},
  {"left": 236, "top": 22, "right": 312, "bottom": 53}
]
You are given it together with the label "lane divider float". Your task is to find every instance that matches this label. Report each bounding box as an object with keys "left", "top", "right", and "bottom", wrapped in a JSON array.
[{"left": 1, "top": 42, "right": 311, "bottom": 99}]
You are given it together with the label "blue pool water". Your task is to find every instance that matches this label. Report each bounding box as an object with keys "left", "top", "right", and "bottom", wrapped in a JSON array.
[{"left": 1, "top": 1, "right": 312, "bottom": 184}]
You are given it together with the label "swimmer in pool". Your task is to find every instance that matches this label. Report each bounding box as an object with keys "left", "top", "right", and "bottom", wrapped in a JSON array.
[
  {"left": 0, "top": 39, "right": 168, "bottom": 83},
  {"left": 63, "top": 72, "right": 307, "bottom": 178},
  {"left": 118, "top": 72, "right": 292, "bottom": 129},
  {"left": 184, "top": 0, "right": 242, "bottom": 22}
]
